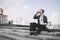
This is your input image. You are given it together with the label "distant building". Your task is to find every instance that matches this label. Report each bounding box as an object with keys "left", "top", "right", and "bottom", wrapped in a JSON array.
[
  {"left": 50, "top": 12, "right": 60, "bottom": 29},
  {"left": 0, "top": 15, "right": 8, "bottom": 24},
  {"left": 20, "top": 18, "right": 29, "bottom": 25},
  {"left": 9, "top": 20, "right": 13, "bottom": 24},
  {"left": 51, "top": 12, "right": 60, "bottom": 25},
  {"left": 0, "top": 8, "right": 8, "bottom": 24}
]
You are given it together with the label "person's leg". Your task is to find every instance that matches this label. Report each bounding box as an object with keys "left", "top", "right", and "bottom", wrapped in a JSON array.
[
  {"left": 42, "top": 25, "right": 51, "bottom": 32},
  {"left": 37, "top": 25, "right": 42, "bottom": 34},
  {"left": 42, "top": 25, "right": 47, "bottom": 31},
  {"left": 29, "top": 23, "right": 36, "bottom": 35},
  {"left": 34, "top": 24, "right": 42, "bottom": 36}
]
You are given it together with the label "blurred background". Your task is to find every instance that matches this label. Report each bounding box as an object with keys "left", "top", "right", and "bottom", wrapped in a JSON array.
[{"left": 0, "top": 0, "right": 60, "bottom": 29}]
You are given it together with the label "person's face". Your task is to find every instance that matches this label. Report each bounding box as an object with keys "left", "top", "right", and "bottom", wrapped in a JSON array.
[
  {"left": 39, "top": 10, "right": 43, "bottom": 14},
  {"left": 0, "top": 8, "right": 3, "bottom": 14},
  {"left": 37, "top": 9, "right": 43, "bottom": 15}
]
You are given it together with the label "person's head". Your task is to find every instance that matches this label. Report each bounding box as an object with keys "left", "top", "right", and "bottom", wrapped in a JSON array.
[
  {"left": 0, "top": 8, "right": 3, "bottom": 15},
  {"left": 37, "top": 9, "right": 44, "bottom": 15}
]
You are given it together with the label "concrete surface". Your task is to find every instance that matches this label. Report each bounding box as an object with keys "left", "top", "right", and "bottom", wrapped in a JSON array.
[{"left": 0, "top": 27, "right": 60, "bottom": 40}]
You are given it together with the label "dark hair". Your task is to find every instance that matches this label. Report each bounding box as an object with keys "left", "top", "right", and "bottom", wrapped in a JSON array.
[{"left": 40, "top": 9, "right": 44, "bottom": 13}]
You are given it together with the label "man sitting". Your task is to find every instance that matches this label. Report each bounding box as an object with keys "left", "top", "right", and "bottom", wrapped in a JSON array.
[{"left": 29, "top": 9, "right": 51, "bottom": 36}]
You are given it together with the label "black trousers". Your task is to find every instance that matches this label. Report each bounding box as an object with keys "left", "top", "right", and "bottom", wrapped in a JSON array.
[{"left": 30, "top": 22, "right": 48, "bottom": 33}]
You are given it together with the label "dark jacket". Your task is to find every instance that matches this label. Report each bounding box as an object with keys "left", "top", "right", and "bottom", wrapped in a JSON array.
[{"left": 33, "top": 14, "right": 48, "bottom": 25}]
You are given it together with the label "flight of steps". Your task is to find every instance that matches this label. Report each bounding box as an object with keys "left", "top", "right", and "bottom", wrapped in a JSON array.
[{"left": 0, "top": 27, "right": 60, "bottom": 40}]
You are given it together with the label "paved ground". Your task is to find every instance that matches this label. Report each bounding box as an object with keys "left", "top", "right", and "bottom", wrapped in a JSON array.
[
  {"left": 0, "top": 36, "right": 11, "bottom": 40},
  {"left": 0, "top": 27, "right": 60, "bottom": 40}
]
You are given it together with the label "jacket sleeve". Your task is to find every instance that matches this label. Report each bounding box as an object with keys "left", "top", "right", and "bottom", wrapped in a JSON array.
[{"left": 33, "top": 14, "right": 39, "bottom": 19}]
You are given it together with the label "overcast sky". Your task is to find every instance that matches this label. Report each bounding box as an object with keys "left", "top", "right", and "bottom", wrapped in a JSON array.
[{"left": 0, "top": 0, "right": 60, "bottom": 24}]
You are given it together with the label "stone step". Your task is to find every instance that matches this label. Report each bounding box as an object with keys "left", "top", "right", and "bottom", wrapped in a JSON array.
[
  {"left": 0, "top": 29, "right": 60, "bottom": 40},
  {"left": 0, "top": 32, "right": 37, "bottom": 40},
  {"left": 0, "top": 28, "right": 60, "bottom": 36}
]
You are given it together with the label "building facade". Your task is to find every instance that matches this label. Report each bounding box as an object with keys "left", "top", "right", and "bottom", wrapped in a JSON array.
[{"left": 0, "top": 15, "right": 8, "bottom": 24}]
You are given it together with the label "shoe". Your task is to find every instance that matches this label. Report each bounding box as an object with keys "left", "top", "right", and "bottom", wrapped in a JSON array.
[
  {"left": 29, "top": 32, "right": 34, "bottom": 35},
  {"left": 34, "top": 32, "right": 38, "bottom": 36},
  {"left": 38, "top": 33, "right": 41, "bottom": 35},
  {"left": 47, "top": 30, "right": 51, "bottom": 32}
]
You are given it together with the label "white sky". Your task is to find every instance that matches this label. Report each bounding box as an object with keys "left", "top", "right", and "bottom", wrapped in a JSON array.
[
  {"left": 0, "top": 0, "right": 34, "bottom": 24},
  {"left": 0, "top": 0, "right": 60, "bottom": 24}
]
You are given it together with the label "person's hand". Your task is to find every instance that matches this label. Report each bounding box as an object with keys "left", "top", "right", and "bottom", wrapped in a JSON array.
[
  {"left": 40, "top": 23, "right": 47, "bottom": 25},
  {"left": 37, "top": 10, "right": 41, "bottom": 14},
  {"left": 37, "top": 12, "right": 40, "bottom": 14}
]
